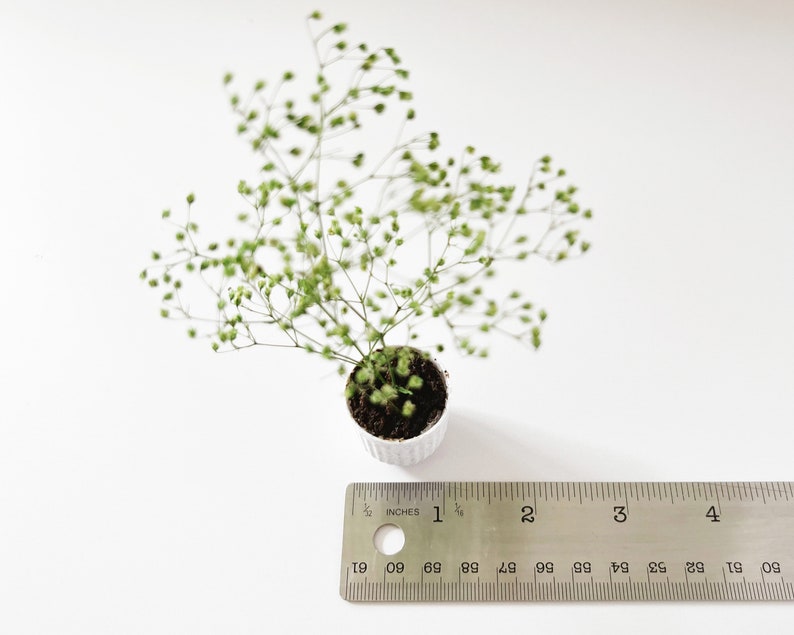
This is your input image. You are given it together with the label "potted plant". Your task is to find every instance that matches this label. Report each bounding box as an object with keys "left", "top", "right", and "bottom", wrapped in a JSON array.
[{"left": 141, "top": 11, "right": 592, "bottom": 465}]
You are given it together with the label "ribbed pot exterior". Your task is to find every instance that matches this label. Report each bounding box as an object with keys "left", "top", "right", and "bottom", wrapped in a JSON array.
[{"left": 354, "top": 403, "right": 448, "bottom": 466}]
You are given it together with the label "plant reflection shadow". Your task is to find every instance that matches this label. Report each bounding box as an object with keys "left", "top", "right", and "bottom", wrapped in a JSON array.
[{"left": 401, "top": 409, "right": 644, "bottom": 481}]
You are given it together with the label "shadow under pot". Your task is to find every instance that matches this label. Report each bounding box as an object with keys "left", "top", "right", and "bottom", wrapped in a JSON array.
[{"left": 345, "top": 347, "right": 449, "bottom": 466}]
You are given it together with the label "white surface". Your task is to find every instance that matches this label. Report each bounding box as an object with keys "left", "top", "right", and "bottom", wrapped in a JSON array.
[{"left": 1, "top": 0, "right": 793, "bottom": 632}]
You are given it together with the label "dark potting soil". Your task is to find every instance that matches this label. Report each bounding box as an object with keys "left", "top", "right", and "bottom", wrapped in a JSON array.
[{"left": 346, "top": 353, "right": 448, "bottom": 440}]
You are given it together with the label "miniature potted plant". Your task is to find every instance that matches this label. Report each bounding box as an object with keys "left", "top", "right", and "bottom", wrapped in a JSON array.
[{"left": 141, "top": 11, "right": 592, "bottom": 465}]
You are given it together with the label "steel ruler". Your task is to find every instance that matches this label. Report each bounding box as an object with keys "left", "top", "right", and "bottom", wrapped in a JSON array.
[{"left": 339, "top": 481, "right": 794, "bottom": 602}]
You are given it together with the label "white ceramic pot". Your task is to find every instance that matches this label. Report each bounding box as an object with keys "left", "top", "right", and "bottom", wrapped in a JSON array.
[{"left": 349, "top": 353, "right": 449, "bottom": 466}]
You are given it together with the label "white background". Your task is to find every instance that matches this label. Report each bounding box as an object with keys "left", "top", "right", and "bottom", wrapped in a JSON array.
[{"left": 2, "top": 0, "right": 793, "bottom": 632}]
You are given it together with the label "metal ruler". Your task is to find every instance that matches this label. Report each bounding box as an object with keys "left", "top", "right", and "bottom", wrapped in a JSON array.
[{"left": 340, "top": 481, "right": 794, "bottom": 602}]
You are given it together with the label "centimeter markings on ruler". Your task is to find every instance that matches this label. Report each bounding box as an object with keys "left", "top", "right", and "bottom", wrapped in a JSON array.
[{"left": 339, "top": 482, "right": 794, "bottom": 602}]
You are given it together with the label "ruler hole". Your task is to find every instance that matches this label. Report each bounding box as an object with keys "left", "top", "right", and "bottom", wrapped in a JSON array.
[{"left": 373, "top": 524, "right": 405, "bottom": 556}]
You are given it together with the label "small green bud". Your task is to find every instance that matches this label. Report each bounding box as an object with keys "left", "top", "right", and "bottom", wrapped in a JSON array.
[{"left": 384, "top": 47, "right": 401, "bottom": 64}]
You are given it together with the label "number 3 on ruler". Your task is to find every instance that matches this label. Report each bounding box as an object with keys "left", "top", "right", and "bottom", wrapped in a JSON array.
[{"left": 613, "top": 506, "right": 628, "bottom": 523}]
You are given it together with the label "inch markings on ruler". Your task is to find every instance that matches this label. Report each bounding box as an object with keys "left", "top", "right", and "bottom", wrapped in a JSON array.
[{"left": 339, "top": 481, "right": 794, "bottom": 602}]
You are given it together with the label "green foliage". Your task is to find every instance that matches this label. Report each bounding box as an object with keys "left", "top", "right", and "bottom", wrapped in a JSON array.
[
  {"left": 142, "top": 11, "right": 593, "bottom": 413},
  {"left": 345, "top": 346, "right": 430, "bottom": 418}
]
